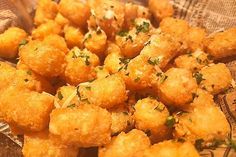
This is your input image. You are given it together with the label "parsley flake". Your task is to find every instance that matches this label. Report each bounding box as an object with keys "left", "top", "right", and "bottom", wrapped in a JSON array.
[
  {"left": 57, "top": 91, "right": 63, "bottom": 100},
  {"left": 136, "top": 21, "right": 150, "bottom": 34},
  {"left": 117, "top": 30, "right": 128, "bottom": 37},
  {"left": 165, "top": 116, "right": 175, "bottom": 128},
  {"left": 193, "top": 72, "right": 205, "bottom": 84},
  {"left": 194, "top": 139, "right": 204, "bottom": 151},
  {"left": 67, "top": 103, "right": 76, "bottom": 108}
]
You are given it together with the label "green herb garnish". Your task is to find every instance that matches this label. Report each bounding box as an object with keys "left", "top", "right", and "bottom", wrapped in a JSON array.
[
  {"left": 194, "top": 139, "right": 204, "bottom": 151},
  {"left": 165, "top": 116, "right": 175, "bottom": 128},
  {"left": 67, "top": 103, "right": 76, "bottom": 108},
  {"left": 136, "top": 21, "right": 150, "bottom": 34},
  {"left": 193, "top": 72, "right": 204, "bottom": 84},
  {"left": 57, "top": 91, "right": 63, "bottom": 100},
  {"left": 117, "top": 30, "right": 128, "bottom": 37}
]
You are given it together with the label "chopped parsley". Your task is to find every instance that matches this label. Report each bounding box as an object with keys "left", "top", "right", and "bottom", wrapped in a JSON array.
[
  {"left": 165, "top": 116, "right": 175, "bottom": 128},
  {"left": 26, "top": 70, "right": 32, "bottom": 75},
  {"left": 156, "top": 72, "right": 168, "bottom": 83},
  {"left": 125, "top": 35, "right": 133, "bottom": 42},
  {"left": 19, "top": 39, "right": 28, "bottom": 48},
  {"left": 226, "top": 138, "right": 236, "bottom": 151},
  {"left": 144, "top": 40, "right": 151, "bottom": 46},
  {"left": 123, "top": 112, "right": 128, "bottom": 115},
  {"left": 67, "top": 103, "right": 76, "bottom": 108},
  {"left": 154, "top": 103, "right": 165, "bottom": 112},
  {"left": 84, "top": 34, "right": 92, "bottom": 43},
  {"left": 118, "top": 58, "right": 130, "bottom": 71},
  {"left": 208, "top": 139, "right": 224, "bottom": 150},
  {"left": 136, "top": 21, "right": 150, "bottom": 34},
  {"left": 194, "top": 139, "right": 204, "bottom": 151},
  {"left": 57, "top": 91, "right": 63, "bottom": 100},
  {"left": 177, "top": 138, "right": 186, "bottom": 143},
  {"left": 85, "top": 86, "right": 91, "bottom": 90},
  {"left": 147, "top": 57, "right": 160, "bottom": 66},
  {"left": 193, "top": 72, "right": 204, "bottom": 84},
  {"left": 134, "top": 77, "right": 140, "bottom": 82},
  {"left": 117, "top": 30, "right": 128, "bottom": 37},
  {"left": 81, "top": 98, "right": 90, "bottom": 104}
]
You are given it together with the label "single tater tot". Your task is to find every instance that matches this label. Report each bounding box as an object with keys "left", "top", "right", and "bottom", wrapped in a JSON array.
[
  {"left": 198, "top": 63, "right": 232, "bottom": 95},
  {"left": 116, "top": 19, "right": 151, "bottom": 58},
  {"left": 148, "top": 0, "right": 174, "bottom": 22},
  {"left": 23, "top": 131, "right": 79, "bottom": 157},
  {"left": 88, "top": 0, "right": 125, "bottom": 38},
  {"left": 63, "top": 47, "right": 99, "bottom": 85},
  {"left": 55, "top": 13, "right": 70, "bottom": 28},
  {"left": 110, "top": 108, "right": 133, "bottom": 136},
  {"left": 32, "top": 20, "right": 62, "bottom": 40},
  {"left": 134, "top": 97, "right": 171, "bottom": 143},
  {"left": 95, "top": 66, "right": 110, "bottom": 79},
  {"left": 174, "top": 50, "right": 213, "bottom": 72},
  {"left": 185, "top": 27, "right": 206, "bottom": 51},
  {"left": 139, "top": 140, "right": 200, "bottom": 157},
  {"left": 78, "top": 74, "right": 127, "bottom": 109},
  {"left": 0, "top": 86, "right": 54, "bottom": 134},
  {"left": 204, "top": 27, "right": 236, "bottom": 59},
  {"left": 54, "top": 85, "right": 79, "bottom": 108},
  {"left": 158, "top": 68, "right": 198, "bottom": 108},
  {"left": 121, "top": 55, "right": 161, "bottom": 90},
  {"left": 13, "top": 69, "right": 54, "bottom": 93},
  {"left": 124, "top": 3, "right": 151, "bottom": 29},
  {"left": 174, "top": 99, "right": 230, "bottom": 145},
  {"left": 59, "top": 0, "right": 90, "bottom": 28},
  {"left": 140, "top": 33, "right": 182, "bottom": 69},
  {"left": 64, "top": 25, "right": 84, "bottom": 49},
  {"left": 49, "top": 105, "right": 111, "bottom": 147},
  {"left": 34, "top": 0, "right": 58, "bottom": 26},
  {"left": 84, "top": 28, "right": 107, "bottom": 58},
  {"left": 43, "top": 34, "right": 68, "bottom": 54},
  {"left": 0, "top": 27, "right": 27, "bottom": 58},
  {"left": 104, "top": 52, "right": 123, "bottom": 74},
  {"left": 0, "top": 61, "right": 16, "bottom": 90},
  {"left": 99, "top": 129, "right": 150, "bottom": 157},
  {"left": 159, "top": 17, "right": 190, "bottom": 40},
  {"left": 19, "top": 40, "right": 66, "bottom": 77}
]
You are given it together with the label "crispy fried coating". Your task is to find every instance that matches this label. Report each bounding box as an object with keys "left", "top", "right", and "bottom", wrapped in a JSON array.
[
  {"left": 64, "top": 25, "right": 84, "bottom": 49},
  {"left": 63, "top": 47, "right": 100, "bottom": 85},
  {"left": 79, "top": 74, "right": 127, "bottom": 109},
  {"left": 23, "top": 131, "right": 79, "bottom": 157},
  {"left": 99, "top": 129, "right": 150, "bottom": 157},
  {"left": 0, "top": 27, "right": 27, "bottom": 58},
  {"left": 34, "top": 0, "right": 58, "bottom": 26},
  {"left": 49, "top": 105, "right": 112, "bottom": 147},
  {"left": 185, "top": 27, "right": 206, "bottom": 51},
  {"left": 148, "top": 0, "right": 174, "bottom": 22},
  {"left": 43, "top": 34, "right": 68, "bottom": 54},
  {"left": 54, "top": 13, "right": 70, "bottom": 28},
  {"left": 0, "top": 61, "right": 16, "bottom": 90},
  {"left": 59, "top": 0, "right": 90, "bottom": 28},
  {"left": 204, "top": 28, "right": 236, "bottom": 59},
  {"left": 199, "top": 63, "right": 232, "bottom": 95},
  {"left": 158, "top": 68, "right": 198, "bottom": 108},
  {"left": 104, "top": 51, "right": 123, "bottom": 74},
  {"left": 32, "top": 20, "right": 62, "bottom": 40},
  {"left": 138, "top": 140, "right": 200, "bottom": 157},
  {"left": 19, "top": 40, "right": 66, "bottom": 77},
  {"left": 134, "top": 97, "right": 171, "bottom": 143},
  {"left": 0, "top": 86, "right": 54, "bottom": 134}
]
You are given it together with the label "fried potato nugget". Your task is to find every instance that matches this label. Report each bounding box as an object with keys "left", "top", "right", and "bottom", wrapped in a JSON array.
[
  {"left": 84, "top": 28, "right": 107, "bottom": 57},
  {"left": 121, "top": 55, "right": 161, "bottom": 90},
  {"left": 32, "top": 20, "right": 62, "bottom": 40},
  {"left": 138, "top": 140, "right": 200, "bottom": 157},
  {"left": 174, "top": 96, "right": 230, "bottom": 144},
  {"left": 0, "top": 27, "right": 27, "bottom": 58},
  {"left": 185, "top": 27, "right": 206, "bottom": 51},
  {"left": 19, "top": 40, "right": 66, "bottom": 77},
  {"left": 64, "top": 47, "right": 100, "bottom": 85},
  {"left": 23, "top": 131, "right": 79, "bottom": 157},
  {"left": 64, "top": 25, "right": 84, "bottom": 49},
  {"left": 99, "top": 129, "right": 150, "bottom": 157},
  {"left": 204, "top": 28, "right": 236, "bottom": 59},
  {"left": 0, "top": 61, "right": 16, "bottom": 90},
  {"left": 95, "top": 66, "right": 110, "bottom": 79},
  {"left": 134, "top": 97, "right": 171, "bottom": 143},
  {"left": 88, "top": 0, "right": 125, "bottom": 38},
  {"left": 34, "top": 0, "right": 58, "bottom": 26},
  {"left": 0, "top": 86, "right": 54, "bottom": 134},
  {"left": 49, "top": 105, "right": 112, "bottom": 147},
  {"left": 59, "top": 0, "right": 90, "bottom": 28},
  {"left": 43, "top": 34, "right": 68, "bottom": 54},
  {"left": 174, "top": 50, "right": 213, "bottom": 72},
  {"left": 110, "top": 108, "right": 133, "bottom": 136},
  {"left": 104, "top": 52, "right": 123, "bottom": 74},
  {"left": 124, "top": 3, "right": 151, "bottom": 29},
  {"left": 140, "top": 33, "right": 182, "bottom": 69},
  {"left": 116, "top": 19, "right": 151, "bottom": 58},
  {"left": 198, "top": 63, "right": 232, "bottom": 95},
  {"left": 79, "top": 74, "right": 127, "bottom": 109},
  {"left": 54, "top": 85, "right": 78, "bottom": 108},
  {"left": 148, "top": 0, "right": 174, "bottom": 22},
  {"left": 158, "top": 68, "right": 198, "bottom": 107}
]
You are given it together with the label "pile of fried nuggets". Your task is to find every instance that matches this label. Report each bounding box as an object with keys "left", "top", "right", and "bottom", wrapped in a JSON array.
[{"left": 0, "top": 0, "right": 235, "bottom": 156}]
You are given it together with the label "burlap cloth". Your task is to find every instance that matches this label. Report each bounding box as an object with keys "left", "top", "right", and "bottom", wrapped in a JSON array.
[{"left": 0, "top": 0, "right": 235, "bottom": 156}]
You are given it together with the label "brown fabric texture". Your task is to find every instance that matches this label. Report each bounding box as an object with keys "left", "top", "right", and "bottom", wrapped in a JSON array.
[{"left": 0, "top": 0, "right": 236, "bottom": 157}]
